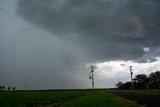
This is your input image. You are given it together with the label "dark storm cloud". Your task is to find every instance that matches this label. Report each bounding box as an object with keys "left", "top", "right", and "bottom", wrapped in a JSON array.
[{"left": 16, "top": 0, "right": 160, "bottom": 62}]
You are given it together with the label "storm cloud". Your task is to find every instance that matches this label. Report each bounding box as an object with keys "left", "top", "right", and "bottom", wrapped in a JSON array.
[
  {"left": 16, "top": 0, "right": 160, "bottom": 62},
  {"left": 1, "top": 0, "right": 160, "bottom": 89}
]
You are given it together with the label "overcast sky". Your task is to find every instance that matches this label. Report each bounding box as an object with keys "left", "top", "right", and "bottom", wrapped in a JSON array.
[{"left": 0, "top": 0, "right": 160, "bottom": 90}]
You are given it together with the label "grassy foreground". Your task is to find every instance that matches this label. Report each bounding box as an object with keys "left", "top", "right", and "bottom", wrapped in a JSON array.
[
  {"left": 128, "top": 89, "right": 160, "bottom": 95},
  {"left": 62, "top": 90, "right": 143, "bottom": 107},
  {"left": 0, "top": 90, "right": 88, "bottom": 107},
  {"left": 0, "top": 90, "right": 143, "bottom": 107}
]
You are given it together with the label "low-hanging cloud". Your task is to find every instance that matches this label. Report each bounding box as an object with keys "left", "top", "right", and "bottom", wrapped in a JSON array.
[{"left": 16, "top": 0, "right": 160, "bottom": 63}]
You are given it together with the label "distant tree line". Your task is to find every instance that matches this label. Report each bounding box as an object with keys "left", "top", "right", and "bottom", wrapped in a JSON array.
[
  {"left": 116, "top": 71, "right": 160, "bottom": 90},
  {"left": 0, "top": 85, "right": 16, "bottom": 91}
]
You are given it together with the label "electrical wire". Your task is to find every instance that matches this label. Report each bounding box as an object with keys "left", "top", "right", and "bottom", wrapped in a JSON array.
[{"left": 0, "top": 67, "right": 90, "bottom": 73}]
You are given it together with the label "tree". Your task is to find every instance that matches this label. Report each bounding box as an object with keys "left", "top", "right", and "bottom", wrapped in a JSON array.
[
  {"left": 116, "top": 82, "right": 123, "bottom": 89},
  {"left": 7, "top": 86, "right": 11, "bottom": 91},
  {"left": 148, "top": 71, "right": 160, "bottom": 89},
  {"left": 0, "top": 85, "right": 5, "bottom": 90},
  {"left": 12, "top": 87, "right": 16, "bottom": 90},
  {"left": 134, "top": 74, "right": 149, "bottom": 89},
  {"left": 116, "top": 71, "right": 160, "bottom": 90},
  {"left": 121, "top": 82, "right": 133, "bottom": 90}
]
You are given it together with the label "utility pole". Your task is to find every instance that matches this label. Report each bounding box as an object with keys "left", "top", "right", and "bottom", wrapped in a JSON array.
[
  {"left": 114, "top": 82, "right": 116, "bottom": 88},
  {"left": 91, "top": 65, "right": 94, "bottom": 91},
  {"left": 130, "top": 66, "right": 133, "bottom": 90},
  {"left": 118, "top": 78, "right": 119, "bottom": 83},
  {"left": 25, "top": 77, "right": 27, "bottom": 91},
  {"left": 89, "top": 65, "right": 96, "bottom": 91}
]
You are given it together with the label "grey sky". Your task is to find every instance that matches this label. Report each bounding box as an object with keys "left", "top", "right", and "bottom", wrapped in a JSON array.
[
  {"left": 16, "top": 0, "right": 160, "bottom": 62},
  {"left": 0, "top": 0, "right": 160, "bottom": 89}
]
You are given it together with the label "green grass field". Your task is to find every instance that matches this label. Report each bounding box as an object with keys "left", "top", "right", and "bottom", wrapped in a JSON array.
[
  {"left": 128, "top": 89, "right": 160, "bottom": 95},
  {"left": 0, "top": 90, "right": 88, "bottom": 107},
  {"left": 62, "top": 90, "right": 143, "bottom": 107},
  {"left": 0, "top": 90, "right": 143, "bottom": 107}
]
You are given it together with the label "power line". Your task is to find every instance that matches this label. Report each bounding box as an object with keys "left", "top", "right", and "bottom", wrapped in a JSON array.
[{"left": 0, "top": 68, "right": 90, "bottom": 74}]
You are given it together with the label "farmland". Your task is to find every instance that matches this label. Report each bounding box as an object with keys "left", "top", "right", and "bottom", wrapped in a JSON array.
[
  {"left": 0, "top": 90, "right": 143, "bottom": 107},
  {"left": 0, "top": 90, "right": 89, "bottom": 107},
  {"left": 62, "top": 90, "right": 142, "bottom": 107}
]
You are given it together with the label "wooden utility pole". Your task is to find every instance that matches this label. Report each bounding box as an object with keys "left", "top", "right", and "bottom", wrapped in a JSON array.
[
  {"left": 130, "top": 66, "right": 133, "bottom": 90},
  {"left": 91, "top": 66, "right": 94, "bottom": 90},
  {"left": 89, "top": 65, "right": 96, "bottom": 91},
  {"left": 25, "top": 77, "right": 27, "bottom": 91}
]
